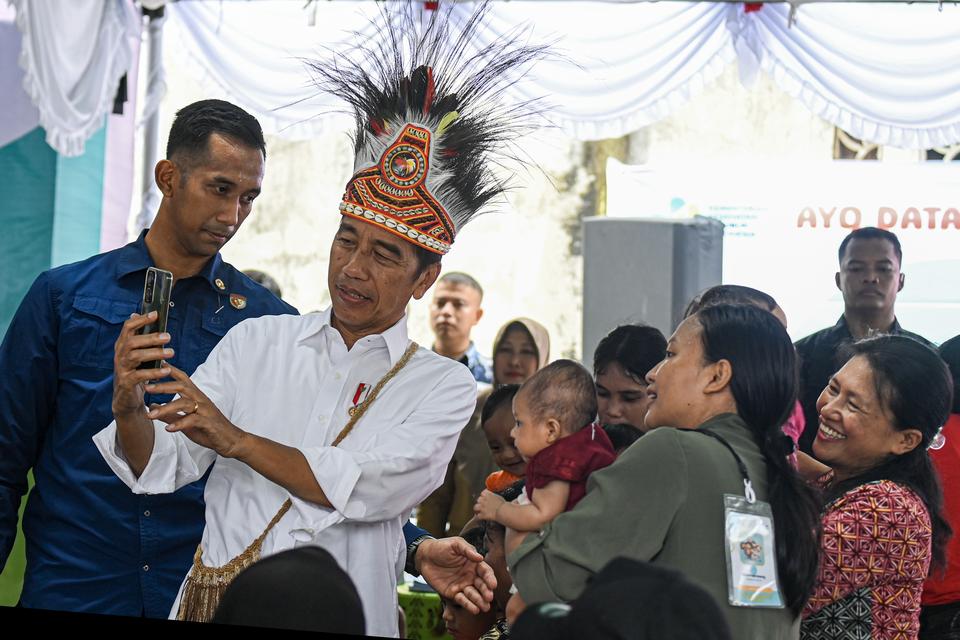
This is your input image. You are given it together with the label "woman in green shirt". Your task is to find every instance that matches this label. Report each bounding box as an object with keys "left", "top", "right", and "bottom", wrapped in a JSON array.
[{"left": 509, "top": 304, "right": 822, "bottom": 639}]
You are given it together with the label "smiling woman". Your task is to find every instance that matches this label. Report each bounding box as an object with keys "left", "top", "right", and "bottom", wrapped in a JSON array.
[
  {"left": 491, "top": 319, "right": 550, "bottom": 388},
  {"left": 802, "top": 335, "right": 953, "bottom": 640}
]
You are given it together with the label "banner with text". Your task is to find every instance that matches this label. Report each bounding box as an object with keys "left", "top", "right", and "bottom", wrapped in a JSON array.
[{"left": 607, "top": 159, "right": 959, "bottom": 343}]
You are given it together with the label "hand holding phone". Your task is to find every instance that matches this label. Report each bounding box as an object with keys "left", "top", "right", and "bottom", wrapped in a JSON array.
[{"left": 136, "top": 267, "right": 173, "bottom": 370}]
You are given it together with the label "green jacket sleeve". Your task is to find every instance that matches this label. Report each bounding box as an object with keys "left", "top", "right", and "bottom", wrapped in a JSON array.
[{"left": 508, "top": 427, "right": 689, "bottom": 603}]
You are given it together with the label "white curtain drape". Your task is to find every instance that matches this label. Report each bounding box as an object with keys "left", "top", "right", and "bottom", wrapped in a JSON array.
[
  {"left": 165, "top": 1, "right": 960, "bottom": 149},
  {"left": 12, "top": 1, "right": 958, "bottom": 152},
  {"left": 10, "top": 0, "right": 140, "bottom": 156},
  {"left": 745, "top": 3, "right": 960, "bottom": 149},
  {"left": 165, "top": 1, "right": 742, "bottom": 141}
]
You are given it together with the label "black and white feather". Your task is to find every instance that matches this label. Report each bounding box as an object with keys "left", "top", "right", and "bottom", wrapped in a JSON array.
[{"left": 305, "top": 1, "right": 551, "bottom": 233}]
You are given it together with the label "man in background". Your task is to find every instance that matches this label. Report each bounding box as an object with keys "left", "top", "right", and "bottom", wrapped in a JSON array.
[
  {"left": 420, "top": 272, "right": 497, "bottom": 536},
  {"left": 795, "top": 227, "right": 931, "bottom": 455},
  {"left": 430, "top": 272, "right": 492, "bottom": 384}
]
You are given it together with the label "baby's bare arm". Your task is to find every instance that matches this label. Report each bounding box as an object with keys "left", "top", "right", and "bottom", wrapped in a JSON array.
[{"left": 494, "top": 480, "right": 570, "bottom": 532}]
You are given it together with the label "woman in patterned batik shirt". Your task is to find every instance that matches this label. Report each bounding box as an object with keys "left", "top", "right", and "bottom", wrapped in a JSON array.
[{"left": 802, "top": 335, "right": 953, "bottom": 640}]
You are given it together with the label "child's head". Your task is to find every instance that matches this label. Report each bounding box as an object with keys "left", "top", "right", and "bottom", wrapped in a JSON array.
[
  {"left": 512, "top": 360, "right": 598, "bottom": 459},
  {"left": 482, "top": 385, "right": 526, "bottom": 477},
  {"left": 441, "top": 526, "right": 497, "bottom": 640}
]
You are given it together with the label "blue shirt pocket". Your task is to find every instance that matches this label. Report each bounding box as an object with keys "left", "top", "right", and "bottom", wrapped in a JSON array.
[
  {"left": 63, "top": 296, "right": 139, "bottom": 370},
  {"left": 175, "top": 310, "right": 232, "bottom": 374}
]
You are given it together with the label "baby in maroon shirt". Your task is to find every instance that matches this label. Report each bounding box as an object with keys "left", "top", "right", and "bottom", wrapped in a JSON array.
[
  {"left": 474, "top": 359, "right": 616, "bottom": 532},
  {"left": 474, "top": 359, "right": 616, "bottom": 622}
]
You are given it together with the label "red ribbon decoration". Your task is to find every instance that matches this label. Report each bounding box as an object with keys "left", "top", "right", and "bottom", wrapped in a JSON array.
[
  {"left": 744, "top": 2, "right": 764, "bottom": 13},
  {"left": 424, "top": 1, "right": 439, "bottom": 11},
  {"left": 423, "top": 67, "right": 435, "bottom": 115}
]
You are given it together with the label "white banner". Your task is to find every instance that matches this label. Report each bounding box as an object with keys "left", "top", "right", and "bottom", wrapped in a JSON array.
[{"left": 607, "top": 158, "right": 960, "bottom": 344}]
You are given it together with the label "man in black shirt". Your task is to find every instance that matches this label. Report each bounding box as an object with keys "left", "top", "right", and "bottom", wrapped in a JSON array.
[{"left": 795, "top": 227, "right": 932, "bottom": 455}]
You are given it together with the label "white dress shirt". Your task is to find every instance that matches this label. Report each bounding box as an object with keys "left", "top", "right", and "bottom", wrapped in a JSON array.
[{"left": 94, "top": 308, "right": 476, "bottom": 637}]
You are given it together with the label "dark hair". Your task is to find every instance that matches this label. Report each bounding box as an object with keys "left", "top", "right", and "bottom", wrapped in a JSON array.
[
  {"left": 838, "top": 227, "right": 903, "bottom": 265},
  {"left": 438, "top": 271, "right": 483, "bottom": 299},
  {"left": 481, "top": 384, "right": 520, "bottom": 427},
  {"left": 827, "top": 335, "right": 953, "bottom": 570},
  {"left": 244, "top": 269, "right": 282, "bottom": 299},
  {"left": 461, "top": 526, "right": 487, "bottom": 555},
  {"left": 166, "top": 99, "right": 266, "bottom": 173},
  {"left": 481, "top": 480, "right": 526, "bottom": 537},
  {"left": 519, "top": 360, "right": 598, "bottom": 433},
  {"left": 414, "top": 243, "right": 443, "bottom": 275},
  {"left": 695, "top": 304, "right": 822, "bottom": 616},
  {"left": 684, "top": 285, "right": 778, "bottom": 320},
  {"left": 211, "top": 547, "right": 364, "bottom": 633},
  {"left": 601, "top": 423, "right": 643, "bottom": 453},
  {"left": 593, "top": 325, "right": 667, "bottom": 384},
  {"left": 940, "top": 335, "right": 960, "bottom": 414}
]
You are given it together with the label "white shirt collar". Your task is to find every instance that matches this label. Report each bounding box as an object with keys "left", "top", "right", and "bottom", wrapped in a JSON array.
[{"left": 298, "top": 307, "right": 411, "bottom": 366}]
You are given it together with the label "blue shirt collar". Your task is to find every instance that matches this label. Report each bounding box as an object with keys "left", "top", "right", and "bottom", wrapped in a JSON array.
[
  {"left": 461, "top": 342, "right": 482, "bottom": 367},
  {"left": 115, "top": 229, "right": 225, "bottom": 293}
]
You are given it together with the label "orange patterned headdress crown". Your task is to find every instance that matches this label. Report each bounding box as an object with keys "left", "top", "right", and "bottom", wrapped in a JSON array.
[
  {"left": 309, "top": 3, "right": 549, "bottom": 255},
  {"left": 340, "top": 121, "right": 455, "bottom": 254}
]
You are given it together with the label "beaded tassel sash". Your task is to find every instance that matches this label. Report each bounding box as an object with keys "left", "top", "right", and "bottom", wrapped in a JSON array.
[{"left": 176, "top": 341, "right": 420, "bottom": 623}]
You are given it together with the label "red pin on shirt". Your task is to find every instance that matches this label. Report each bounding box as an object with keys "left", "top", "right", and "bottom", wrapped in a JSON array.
[{"left": 348, "top": 383, "right": 372, "bottom": 417}]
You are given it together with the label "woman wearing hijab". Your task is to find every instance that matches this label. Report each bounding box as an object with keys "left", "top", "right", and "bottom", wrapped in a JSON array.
[{"left": 492, "top": 318, "right": 551, "bottom": 387}]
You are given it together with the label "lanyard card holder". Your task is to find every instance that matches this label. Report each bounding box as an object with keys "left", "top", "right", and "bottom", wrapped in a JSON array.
[
  {"left": 723, "top": 491, "right": 784, "bottom": 608},
  {"left": 698, "top": 428, "right": 785, "bottom": 609}
]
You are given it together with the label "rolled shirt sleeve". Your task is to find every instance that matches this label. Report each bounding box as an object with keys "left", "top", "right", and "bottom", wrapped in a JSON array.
[
  {"left": 93, "top": 317, "right": 243, "bottom": 494},
  {"left": 92, "top": 418, "right": 215, "bottom": 495}
]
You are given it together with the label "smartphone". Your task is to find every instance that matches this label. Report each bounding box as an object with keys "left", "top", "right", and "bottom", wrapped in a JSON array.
[{"left": 136, "top": 267, "right": 173, "bottom": 370}]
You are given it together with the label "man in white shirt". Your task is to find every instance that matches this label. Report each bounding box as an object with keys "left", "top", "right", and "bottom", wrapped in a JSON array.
[
  {"left": 100, "top": 245, "right": 473, "bottom": 634},
  {"left": 95, "top": 5, "right": 548, "bottom": 636}
]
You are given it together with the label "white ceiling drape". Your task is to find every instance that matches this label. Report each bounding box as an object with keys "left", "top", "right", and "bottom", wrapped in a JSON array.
[
  {"left": 165, "top": 1, "right": 960, "bottom": 149},
  {"left": 9, "top": 1, "right": 960, "bottom": 154}
]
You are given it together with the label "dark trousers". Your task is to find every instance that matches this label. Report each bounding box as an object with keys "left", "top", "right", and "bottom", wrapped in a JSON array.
[{"left": 921, "top": 601, "right": 960, "bottom": 640}]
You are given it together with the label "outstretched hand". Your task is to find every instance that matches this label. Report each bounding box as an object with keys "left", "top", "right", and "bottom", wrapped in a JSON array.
[
  {"left": 143, "top": 364, "right": 247, "bottom": 458},
  {"left": 416, "top": 536, "right": 497, "bottom": 614}
]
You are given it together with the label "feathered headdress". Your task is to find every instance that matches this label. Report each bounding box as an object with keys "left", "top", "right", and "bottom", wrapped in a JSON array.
[{"left": 307, "top": 2, "right": 549, "bottom": 255}]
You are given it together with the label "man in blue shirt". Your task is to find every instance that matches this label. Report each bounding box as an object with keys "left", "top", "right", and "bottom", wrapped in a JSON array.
[{"left": 0, "top": 99, "right": 296, "bottom": 617}]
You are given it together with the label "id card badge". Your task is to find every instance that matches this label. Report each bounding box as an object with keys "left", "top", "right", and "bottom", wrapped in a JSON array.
[{"left": 723, "top": 493, "right": 785, "bottom": 608}]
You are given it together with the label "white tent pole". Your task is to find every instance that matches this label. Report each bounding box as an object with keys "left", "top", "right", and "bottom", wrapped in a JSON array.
[{"left": 134, "top": 8, "right": 166, "bottom": 235}]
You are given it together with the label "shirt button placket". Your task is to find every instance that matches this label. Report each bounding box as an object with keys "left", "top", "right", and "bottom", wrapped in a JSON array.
[{"left": 139, "top": 496, "right": 157, "bottom": 613}]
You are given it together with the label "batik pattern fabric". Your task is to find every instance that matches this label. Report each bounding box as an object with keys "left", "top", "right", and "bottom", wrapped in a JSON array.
[{"left": 801, "top": 480, "right": 932, "bottom": 640}]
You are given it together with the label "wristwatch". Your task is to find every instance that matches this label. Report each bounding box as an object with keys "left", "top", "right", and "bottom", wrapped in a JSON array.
[{"left": 405, "top": 533, "right": 433, "bottom": 576}]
